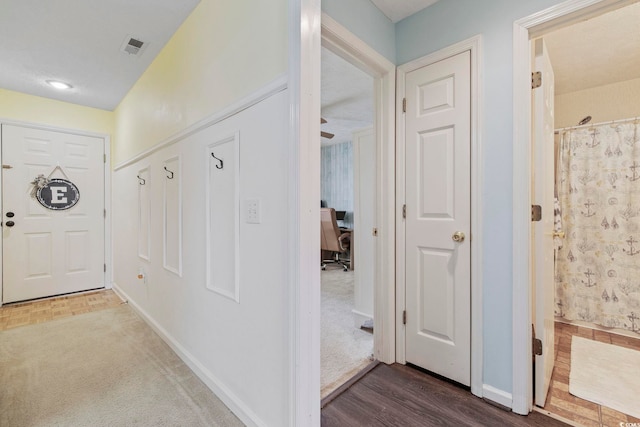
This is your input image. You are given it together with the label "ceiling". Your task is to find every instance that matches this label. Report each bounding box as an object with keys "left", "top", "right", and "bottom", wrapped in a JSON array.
[
  {"left": 0, "top": 0, "right": 200, "bottom": 111},
  {"left": 543, "top": 1, "right": 640, "bottom": 95},
  {"left": 370, "top": 0, "right": 440, "bottom": 23},
  {"left": 321, "top": 47, "right": 373, "bottom": 146}
]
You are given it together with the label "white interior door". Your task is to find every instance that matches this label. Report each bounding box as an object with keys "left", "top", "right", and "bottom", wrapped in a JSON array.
[
  {"left": 353, "top": 127, "right": 375, "bottom": 325},
  {"left": 404, "top": 50, "right": 471, "bottom": 386},
  {"left": 2, "top": 124, "right": 105, "bottom": 303},
  {"left": 533, "top": 38, "right": 556, "bottom": 406}
]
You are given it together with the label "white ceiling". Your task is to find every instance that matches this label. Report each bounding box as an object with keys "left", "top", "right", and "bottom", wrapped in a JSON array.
[
  {"left": 0, "top": 0, "right": 200, "bottom": 111},
  {"left": 370, "top": 0, "right": 440, "bottom": 23},
  {"left": 544, "top": 1, "right": 640, "bottom": 95},
  {"left": 321, "top": 47, "right": 373, "bottom": 146}
]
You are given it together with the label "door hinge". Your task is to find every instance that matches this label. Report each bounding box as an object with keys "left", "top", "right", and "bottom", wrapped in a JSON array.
[
  {"left": 104, "top": 154, "right": 106, "bottom": 163},
  {"left": 532, "top": 324, "right": 543, "bottom": 356},
  {"left": 104, "top": 264, "right": 107, "bottom": 273},
  {"left": 372, "top": 227, "right": 378, "bottom": 236},
  {"left": 402, "top": 98, "right": 407, "bottom": 113},
  {"left": 532, "top": 71, "right": 542, "bottom": 89},
  {"left": 533, "top": 338, "right": 543, "bottom": 356},
  {"left": 104, "top": 209, "right": 106, "bottom": 218},
  {"left": 531, "top": 205, "right": 542, "bottom": 222},
  {"left": 402, "top": 310, "right": 407, "bottom": 325},
  {"left": 402, "top": 204, "right": 406, "bottom": 219}
]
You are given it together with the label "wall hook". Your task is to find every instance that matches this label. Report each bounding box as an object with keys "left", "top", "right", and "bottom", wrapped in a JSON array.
[
  {"left": 211, "top": 152, "right": 224, "bottom": 169},
  {"left": 164, "top": 166, "right": 174, "bottom": 179},
  {"left": 137, "top": 175, "right": 146, "bottom": 185}
]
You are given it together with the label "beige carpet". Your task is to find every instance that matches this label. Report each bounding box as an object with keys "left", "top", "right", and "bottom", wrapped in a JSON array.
[
  {"left": 321, "top": 268, "right": 373, "bottom": 398},
  {"left": 0, "top": 305, "right": 243, "bottom": 427},
  {"left": 570, "top": 335, "right": 640, "bottom": 418}
]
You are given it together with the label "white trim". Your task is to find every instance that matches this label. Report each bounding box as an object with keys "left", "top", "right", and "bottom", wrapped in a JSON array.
[
  {"left": 104, "top": 135, "right": 113, "bottom": 289},
  {"left": 396, "top": 35, "right": 484, "bottom": 397},
  {"left": 289, "top": 0, "right": 321, "bottom": 425},
  {"left": 205, "top": 133, "right": 240, "bottom": 303},
  {"left": 113, "top": 76, "right": 287, "bottom": 171},
  {"left": 112, "top": 283, "right": 266, "bottom": 427},
  {"left": 483, "top": 384, "right": 513, "bottom": 409},
  {"left": 511, "top": 0, "right": 627, "bottom": 415},
  {"left": 321, "top": 12, "right": 397, "bottom": 366},
  {"left": 162, "top": 155, "right": 182, "bottom": 277},
  {"left": 0, "top": 120, "right": 112, "bottom": 302}
]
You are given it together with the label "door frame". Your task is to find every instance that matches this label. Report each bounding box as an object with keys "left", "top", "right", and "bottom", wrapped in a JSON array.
[
  {"left": 321, "top": 12, "right": 397, "bottom": 365},
  {"left": 0, "top": 119, "right": 112, "bottom": 306},
  {"left": 396, "top": 35, "right": 484, "bottom": 398},
  {"left": 511, "top": 0, "right": 633, "bottom": 414}
]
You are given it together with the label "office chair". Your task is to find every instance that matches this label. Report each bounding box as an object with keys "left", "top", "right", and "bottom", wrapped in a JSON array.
[{"left": 320, "top": 208, "right": 351, "bottom": 272}]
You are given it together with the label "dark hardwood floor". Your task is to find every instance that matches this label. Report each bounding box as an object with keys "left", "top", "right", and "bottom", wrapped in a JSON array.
[{"left": 322, "top": 363, "right": 569, "bottom": 427}]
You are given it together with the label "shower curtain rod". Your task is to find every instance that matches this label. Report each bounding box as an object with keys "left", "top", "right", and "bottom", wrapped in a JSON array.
[{"left": 554, "top": 116, "right": 640, "bottom": 134}]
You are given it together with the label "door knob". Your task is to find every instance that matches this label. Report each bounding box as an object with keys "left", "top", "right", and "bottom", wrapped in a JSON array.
[
  {"left": 5, "top": 221, "right": 15, "bottom": 227},
  {"left": 452, "top": 231, "right": 465, "bottom": 242}
]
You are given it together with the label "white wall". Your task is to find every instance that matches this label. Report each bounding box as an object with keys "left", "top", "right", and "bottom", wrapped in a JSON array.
[
  {"left": 113, "top": 87, "right": 290, "bottom": 427},
  {"left": 555, "top": 77, "right": 640, "bottom": 128}
]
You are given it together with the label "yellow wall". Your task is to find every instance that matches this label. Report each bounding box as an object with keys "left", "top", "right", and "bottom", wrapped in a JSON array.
[
  {"left": 0, "top": 88, "right": 114, "bottom": 137},
  {"left": 555, "top": 77, "right": 640, "bottom": 128},
  {"left": 113, "top": 0, "right": 288, "bottom": 165}
]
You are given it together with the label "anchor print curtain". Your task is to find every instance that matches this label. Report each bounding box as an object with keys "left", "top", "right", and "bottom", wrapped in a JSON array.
[{"left": 555, "top": 122, "right": 640, "bottom": 334}]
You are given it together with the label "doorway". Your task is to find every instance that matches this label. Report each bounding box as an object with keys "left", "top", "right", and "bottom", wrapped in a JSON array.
[
  {"left": 319, "top": 45, "right": 375, "bottom": 399},
  {"left": 530, "top": 3, "right": 640, "bottom": 423},
  {"left": 513, "top": 0, "right": 640, "bottom": 418},
  {"left": 1, "top": 123, "right": 108, "bottom": 304},
  {"left": 319, "top": 13, "right": 397, "bottom": 401}
]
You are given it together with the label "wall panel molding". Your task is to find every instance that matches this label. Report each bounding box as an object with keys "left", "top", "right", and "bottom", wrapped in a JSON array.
[
  {"left": 137, "top": 166, "right": 151, "bottom": 261},
  {"left": 205, "top": 133, "right": 240, "bottom": 302},
  {"left": 163, "top": 156, "right": 182, "bottom": 276}
]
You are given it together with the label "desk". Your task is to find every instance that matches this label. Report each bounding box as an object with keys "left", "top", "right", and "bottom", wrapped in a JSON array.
[{"left": 339, "top": 228, "right": 354, "bottom": 270}]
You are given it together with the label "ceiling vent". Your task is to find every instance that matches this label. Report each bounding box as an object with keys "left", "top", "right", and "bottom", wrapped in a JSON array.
[{"left": 120, "top": 35, "right": 148, "bottom": 56}]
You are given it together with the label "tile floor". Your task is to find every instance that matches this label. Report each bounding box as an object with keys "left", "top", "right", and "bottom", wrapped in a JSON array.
[
  {"left": 544, "top": 321, "right": 640, "bottom": 426},
  {"left": 0, "top": 289, "right": 124, "bottom": 331}
]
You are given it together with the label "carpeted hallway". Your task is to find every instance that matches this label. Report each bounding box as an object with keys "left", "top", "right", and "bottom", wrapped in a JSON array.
[
  {"left": 321, "top": 268, "right": 374, "bottom": 398},
  {"left": 0, "top": 293, "right": 242, "bottom": 427}
]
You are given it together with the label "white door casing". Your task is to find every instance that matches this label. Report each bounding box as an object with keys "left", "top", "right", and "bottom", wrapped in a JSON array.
[
  {"left": 532, "top": 38, "right": 556, "bottom": 407},
  {"left": 404, "top": 50, "right": 471, "bottom": 386},
  {"left": 2, "top": 124, "right": 105, "bottom": 303}
]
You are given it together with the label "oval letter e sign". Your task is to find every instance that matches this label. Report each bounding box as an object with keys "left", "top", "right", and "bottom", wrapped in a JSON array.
[{"left": 36, "top": 178, "right": 80, "bottom": 210}]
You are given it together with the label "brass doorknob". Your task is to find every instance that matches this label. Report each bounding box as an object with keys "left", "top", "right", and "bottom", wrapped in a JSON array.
[{"left": 452, "top": 231, "right": 465, "bottom": 242}]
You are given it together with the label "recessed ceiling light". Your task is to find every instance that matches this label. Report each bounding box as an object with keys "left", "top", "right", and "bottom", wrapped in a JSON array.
[{"left": 46, "top": 80, "right": 73, "bottom": 90}]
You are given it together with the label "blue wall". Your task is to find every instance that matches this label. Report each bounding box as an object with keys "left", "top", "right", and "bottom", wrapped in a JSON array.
[
  {"left": 321, "top": 0, "right": 577, "bottom": 396},
  {"left": 322, "top": 0, "right": 396, "bottom": 63},
  {"left": 396, "top": 0, "right": 565, "bottom": 393}
]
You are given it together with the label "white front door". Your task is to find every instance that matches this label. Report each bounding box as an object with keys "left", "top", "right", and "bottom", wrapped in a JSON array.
[
  {"left": 404, "top": 51, "right": 471, "bottom": 385},
  {"left": 2, "top": 124, "right": 105, "bottom": 303},
  {"left": 532, "top": 38, "right": 556, "bottom": 406}
]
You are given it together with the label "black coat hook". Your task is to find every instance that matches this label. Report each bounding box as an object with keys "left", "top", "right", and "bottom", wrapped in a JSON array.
[
  {"left": 137, "top": 175, "right": 146, "bottom": 185},
  {"left": 211, "top": 152, "right": 224, "bottom": 169},
  {"left": 164, "top": 166, "right": 174, "bottom": 179}
]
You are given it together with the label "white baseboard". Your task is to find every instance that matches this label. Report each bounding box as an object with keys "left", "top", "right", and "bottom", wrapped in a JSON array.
[
  {"left": 482, "top": 384, "right": 513, "bottom": 409},
  {"left": 352, "top": 309, "right": 372, "bottom": 329},
  {"left": 112, "top": 283, "right": 267, "bottom": 427}
]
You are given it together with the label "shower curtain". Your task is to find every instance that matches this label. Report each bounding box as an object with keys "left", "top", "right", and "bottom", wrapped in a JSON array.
[{"left": 555, "top": 121, "right": 640, "bottom": 334}]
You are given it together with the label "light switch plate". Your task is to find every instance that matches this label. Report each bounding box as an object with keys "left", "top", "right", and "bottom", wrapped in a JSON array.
[{"left": 246, "top": 199, "right": 261, "bottom": 224}]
